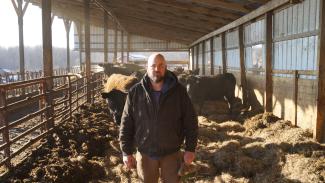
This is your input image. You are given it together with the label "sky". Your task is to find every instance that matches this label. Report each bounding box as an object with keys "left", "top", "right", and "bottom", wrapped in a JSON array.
[{"left": 0, "top": 0, "right": 74, "bottom": 48}]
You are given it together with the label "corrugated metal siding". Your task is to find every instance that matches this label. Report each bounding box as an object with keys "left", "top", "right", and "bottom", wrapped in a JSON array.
[
  {"left": 226, "top": 30, "right": 240, "bottom": 71},
  {"left": 194, "top": 45, "right": 198, "bottom": 69},
  {"left": 244, "top": 19, "right": 266, "bottom": 74},
  {"left": 213, "top": 36, "right": 222, "bottom": 74},
  {"left": 198, "top": 43, "right": 203, "bottom": 75},
  {"left": 204, "top": 40, "right": 212, "bottom": 75},
  {"left": 74, "top": 26, "right": 187, "bottom": 52},
  {"left": 272, "top": 0, "right": 320, "bottom": 130},
  {"left": 273, "top": 0, "right": 319, "bottom": 78}
]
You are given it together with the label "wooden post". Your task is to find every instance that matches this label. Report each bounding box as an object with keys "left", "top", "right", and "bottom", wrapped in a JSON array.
[
  {"left": 12, "top": 0, "right": 29, "bottom": 82},
  {"left": 68, "top": 76, "right": 72, "bottom": 119},
  {"left": 202, "top": 41, "right": 206, "bottom": 75},
  {"left": 210, "top": 38, "right": 214, "bottom": 75},
  {"left": 127, "top": 32, "right": 130, "bottom": 63},
  {"left": 114, "top": 22, "right": 118, "bottom": 63},
  {"left": 221, "top": 32, "right": 227, "bottom": 73},
  {"left": 121, "top": 31, "right": 124, "bottom": 63},
  {"left": 39, "top": 81, "right": 45, "bottom": 132},
  {"left": 104, "top": 12, "right": 108, "bottom": 63},
  {"left": 188, "top": 49, "right": 191, "bottom": 70},
  {"left": 84, "top": 0, "right": 91, "bottom": 103},
  {"left": 196, "top": 45, "right": 199, "bottom": 70},
  {"left": 265, "top": 12, "right": 273, "bottom": 112},
  {"left": 63, "top": 19, "right": 71, "bottom": 72},
  {"left": 76, "top": 22, "right": 83, "bottom": 72},
  {"left": 315, "top": 0, "right": 325, "bottom": 142},
  {"left": 294, "top": 70, "right": 298, "bottom": 127},
  {"left": 239, "top": 25, "right": 247, "bottom": 106},
  {"left": 191, "top": 47, "right": 194, "bottom": 70},
  {"left": 42, "top": 0, "right": 54, "bottom": 128},
  {"left": 0, "top": 88, "right": 10, "bottom": 168}
]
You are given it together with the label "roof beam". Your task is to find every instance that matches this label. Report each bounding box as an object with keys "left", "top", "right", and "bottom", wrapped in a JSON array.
[
  {"left": 147, "top": 0, "right": 242, "bottom": 19},
  {"left": 114, "top": 11, "right": 211, "bottom": 34},
  {"left": 119, "top": 17, "right": 202, "bottom": 39},
  {"left": 183, "top": 0, "right": 251, "bottom": 13},
  {"left": 106, "top": 2, "right": 224, "bottom": 29},
  {"left": 94, "top": 0, "right": 127, "bottom": 32}
]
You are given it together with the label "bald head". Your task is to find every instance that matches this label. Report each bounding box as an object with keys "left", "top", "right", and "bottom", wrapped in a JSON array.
[{"left": 147, "top": 53, "right": 167, "bottom": 83}]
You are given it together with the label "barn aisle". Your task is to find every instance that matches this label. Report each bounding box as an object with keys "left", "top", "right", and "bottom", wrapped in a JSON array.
[{"left": 2, "top": 100, "right": 324, "bottom": 183}]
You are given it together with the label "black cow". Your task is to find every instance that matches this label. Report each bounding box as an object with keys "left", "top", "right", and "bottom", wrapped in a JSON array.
[
  {"left": 101, "top": 89, "right": 128, "bottom": 125},
  {"left": 99, "top": 63, "right": 144, "bottom": 76},
  {"left": 185, "top": 73, "right": 237, "bottom": 114}
]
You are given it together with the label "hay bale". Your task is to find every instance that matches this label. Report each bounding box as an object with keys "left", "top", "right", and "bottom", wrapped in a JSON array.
[
  {"left": 104, "top": 74, "right": 138, "bottom": 93},
  {"left": 213, "top": 140, "right": 241, "bottom": 171},
  {"left": 198, "top": 116, "right": 210, "bottom": 125},
  {"left": 214, "top": 173, "right": 250, "bottom": 183},
  {"left": 235, "top": 155, "right": 264, "bottom": 177},
  {"left": 218, "top": 121, "right": 245, "bottom": 133},
  {"left": 198, "top": 127, "right": 218, "bottom": 140}
]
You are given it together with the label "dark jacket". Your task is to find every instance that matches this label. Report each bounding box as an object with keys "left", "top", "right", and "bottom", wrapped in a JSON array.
[{"left": 119, "top": 70, "right": 198, "bottom": 157}]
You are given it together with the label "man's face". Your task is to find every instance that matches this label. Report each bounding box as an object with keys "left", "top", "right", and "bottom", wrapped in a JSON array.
[{"left": 147, "top": 55, "right": 166, "bottom": 83}]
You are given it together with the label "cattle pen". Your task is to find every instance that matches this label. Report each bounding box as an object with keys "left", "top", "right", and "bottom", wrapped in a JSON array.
[{"left": 0, "top": 0, "right": 325, "bottom": 182}]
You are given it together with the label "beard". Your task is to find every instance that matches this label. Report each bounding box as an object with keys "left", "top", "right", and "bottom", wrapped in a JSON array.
[{"left": 150, "top": 72, "right": 165, "bottom": 83}]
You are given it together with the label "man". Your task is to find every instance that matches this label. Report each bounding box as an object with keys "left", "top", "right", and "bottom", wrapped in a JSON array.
[{"left": 119, "top": 53, "right": 198, "bottom": 182}]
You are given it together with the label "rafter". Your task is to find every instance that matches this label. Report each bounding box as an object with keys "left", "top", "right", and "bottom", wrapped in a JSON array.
[
  {"left": 106, "top": 1, "right": 226, "bottom": 28},
  {"left": 181, "top": 0, "right": 251, "bottom": 13},
  {"left": 147, "top": 0, "right": 243, "bottom": 19}
]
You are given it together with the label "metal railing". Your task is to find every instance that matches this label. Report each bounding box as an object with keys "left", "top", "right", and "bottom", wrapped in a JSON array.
[{"left": 0, "top": 71, "right": 104, "bottom": 169}]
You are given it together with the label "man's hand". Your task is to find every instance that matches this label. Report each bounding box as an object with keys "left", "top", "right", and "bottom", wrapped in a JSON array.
[
  {"left": 183, "top": 151, "right": 195, "bottom": 165},
  {"left": 123, "top": 155, "right": 136, "bottom": 169}
]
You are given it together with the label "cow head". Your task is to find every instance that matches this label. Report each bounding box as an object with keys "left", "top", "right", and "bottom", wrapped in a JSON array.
[
  {"left": 101, "top": 89, "right": 127, "bottom": 125},
  {"left": 185, "top": 75, "right": 200, "bottom": 101}
]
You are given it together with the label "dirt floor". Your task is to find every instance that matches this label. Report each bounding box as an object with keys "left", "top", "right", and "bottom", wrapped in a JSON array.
[{"left": 1, "top": 100, "right": 324, "bottom": 183}]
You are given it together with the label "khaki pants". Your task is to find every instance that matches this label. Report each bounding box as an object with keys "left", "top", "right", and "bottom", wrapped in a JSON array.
[{"left": 136, "top": 151, "right": 182, "bottom": 183}]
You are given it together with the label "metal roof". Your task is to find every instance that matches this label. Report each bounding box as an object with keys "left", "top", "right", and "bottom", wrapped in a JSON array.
[{"left": 30, "top": 0, "right": 270, "bottom": 45}]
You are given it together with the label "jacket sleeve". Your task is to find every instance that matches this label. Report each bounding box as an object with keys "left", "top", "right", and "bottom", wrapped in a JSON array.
[
  {"left": 181, "top": 88, "right": 198, "bottom": 152},
  {"left": 119, "top": 92, "right": 136, "bottom": 155}
]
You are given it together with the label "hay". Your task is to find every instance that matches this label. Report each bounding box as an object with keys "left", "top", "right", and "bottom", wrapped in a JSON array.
[
  {"left": 104, "top": 74, "right": 138, "bottom": 93},
  {"left": 5, "top": 103, "right": 325, "bottom": 183}
]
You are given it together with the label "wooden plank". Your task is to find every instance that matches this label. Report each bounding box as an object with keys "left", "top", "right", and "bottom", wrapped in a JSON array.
[
  {"left": 265, "top": 12, "right": 273, "bottom": 112},
  {"left": 84, "top": 0, "right": 91, "bottom": 103},
  {"left": 239, "top": 25, "right": 247, "bottom": 106},
  {"left": 315, "top": 0, "right": 325, "bottom": 142},
  {"left": 190, "top": 0, "right": 290, "bottom": 46},
  {"left": 104, "top": 12, "right": 108, "bottom": 63},
  {"left": 221, "top": 32, "right": 227, "bottom": 73}
]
